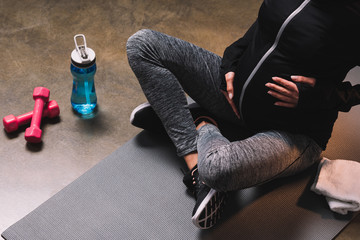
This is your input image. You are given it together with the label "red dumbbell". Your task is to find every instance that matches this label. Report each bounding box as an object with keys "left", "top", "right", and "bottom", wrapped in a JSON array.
[
  {"left": 3, "top": 100, "right": 60, "bottom": 133},
  {"left": 24, "top": 87, "right": 50, "bottom": 143}
]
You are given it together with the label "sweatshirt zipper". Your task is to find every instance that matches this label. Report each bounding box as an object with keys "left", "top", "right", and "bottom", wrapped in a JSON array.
[{"left": 239, "top": 0, "right": 311, "bottom": 120}]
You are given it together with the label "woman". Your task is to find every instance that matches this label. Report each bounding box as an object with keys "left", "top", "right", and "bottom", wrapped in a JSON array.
[{"left": 126, "top": 0, "right": 360, "bottom": 229}]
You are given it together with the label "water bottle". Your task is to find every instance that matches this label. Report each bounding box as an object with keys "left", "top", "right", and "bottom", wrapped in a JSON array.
[{"left": 70, "top": 34, "right": 97, "bottom": 116}]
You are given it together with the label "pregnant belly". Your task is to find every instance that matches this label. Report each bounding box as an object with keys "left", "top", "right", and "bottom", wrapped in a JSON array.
[{"left": 240, "top": 74, "right": 298, "bottom": 130}]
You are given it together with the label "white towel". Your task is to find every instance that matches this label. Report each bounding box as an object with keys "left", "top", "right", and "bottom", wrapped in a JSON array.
[{"left": 311, "top": 157, "right": 360, "bottom": 215}]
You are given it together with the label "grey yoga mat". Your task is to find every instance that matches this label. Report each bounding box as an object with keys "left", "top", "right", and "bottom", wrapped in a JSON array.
[{"left": 1, "top": 131, "right": 357, "bottom": 240}]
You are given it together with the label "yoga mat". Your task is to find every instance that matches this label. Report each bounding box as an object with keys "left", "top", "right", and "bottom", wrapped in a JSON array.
[{"left": 1, "top": 131, "right": 357, "bottom": 240}]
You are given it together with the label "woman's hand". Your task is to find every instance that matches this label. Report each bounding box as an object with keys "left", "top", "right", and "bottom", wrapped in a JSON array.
[
  {"left": 225, "top": 72, "right": 235, "bottom": 100},
  {"left": 265, "top": 76, "right": 316, "bottom": 108},
  {"left": 222, "top": 72, "right": 241, "bottom": 118}
]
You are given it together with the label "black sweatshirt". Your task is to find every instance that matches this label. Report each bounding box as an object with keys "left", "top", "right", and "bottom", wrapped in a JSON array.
[{"left": 220, "top": 0, "right": 360, "bottom": 149}]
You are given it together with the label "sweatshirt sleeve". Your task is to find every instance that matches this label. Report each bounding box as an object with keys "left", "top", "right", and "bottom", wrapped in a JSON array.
[
  {"left": 331, "top": 81, "right": 360, "bottom": 112},
  {"left": 297, "top": 80, "right": 360, "bottom": 112},
  {"left": 324, "top": 62, "right": 360, "bottom": 112},
  {"left": 220, "top": 20, "right": 258, "bottom": 75}
]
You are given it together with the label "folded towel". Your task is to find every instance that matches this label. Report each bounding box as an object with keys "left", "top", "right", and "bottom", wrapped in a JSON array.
[{"left": 311, "top": 158, "right": 360, "bottom": 215}]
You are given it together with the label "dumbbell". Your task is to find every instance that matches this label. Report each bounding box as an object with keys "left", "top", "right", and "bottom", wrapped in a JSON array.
[
  {"left": 3, "top": 100, "right": 60, "bottom": 133},
  {"left": 24, "top": 87, "right": 50, "bottom": 143}
]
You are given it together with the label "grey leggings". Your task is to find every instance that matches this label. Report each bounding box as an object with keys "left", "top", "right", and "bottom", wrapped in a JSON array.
[{"left": 126, "top": 29, "right": 322, "bottom": 191}]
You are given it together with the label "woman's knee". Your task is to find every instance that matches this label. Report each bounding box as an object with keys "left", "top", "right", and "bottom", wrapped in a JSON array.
[
  {"left": 126, "top": 29, "right": 156, "bottom": 53},
  {"left": 126, "top": 29, "right": 162, "bottom": 75}
]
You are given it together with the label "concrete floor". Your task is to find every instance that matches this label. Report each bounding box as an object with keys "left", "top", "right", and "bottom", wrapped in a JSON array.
[{"left": 0, "top": 0, "right": 359, "bottom": 239}]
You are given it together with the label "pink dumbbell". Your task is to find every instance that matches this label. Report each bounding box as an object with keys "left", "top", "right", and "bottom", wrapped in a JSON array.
[
  {"left": 25, "top": 87, "right": 50, "bottom": 143},
  {"left": 3, "top": 100, "right": 60, "bottom": 133}
]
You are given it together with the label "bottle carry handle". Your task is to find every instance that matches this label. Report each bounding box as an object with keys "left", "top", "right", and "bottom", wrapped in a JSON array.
[{"left": 74, "top": 34, "right": 89, "bottom": 62}]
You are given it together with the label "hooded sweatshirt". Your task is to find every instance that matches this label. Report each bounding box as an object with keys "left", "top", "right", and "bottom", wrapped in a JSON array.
[{"left": 220, "top": 0, "right": 360, "bottom": 149}]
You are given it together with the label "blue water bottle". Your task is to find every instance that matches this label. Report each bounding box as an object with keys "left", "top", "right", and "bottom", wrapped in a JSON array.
[{"left": 70, "top": 34, "right": 97, "bottom": 116}]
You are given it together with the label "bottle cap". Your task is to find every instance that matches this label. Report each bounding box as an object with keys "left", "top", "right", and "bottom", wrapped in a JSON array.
[{"left": 71, "top": 34, "right": 96, "bottom": 68}]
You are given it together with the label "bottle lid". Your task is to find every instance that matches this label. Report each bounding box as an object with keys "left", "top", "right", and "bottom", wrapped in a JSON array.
[{"left": 71, "top": 34, "right": 96, "bottom": 68}]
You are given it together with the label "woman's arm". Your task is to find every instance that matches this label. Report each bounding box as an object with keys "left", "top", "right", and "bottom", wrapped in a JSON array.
[
  {"left": 266, "top": 76, "right": 316, "bottom": 108},
  {"left": 328, "top": 81, "right": 360, "bottom": 112},
  {"left": 220, "top": 20, "right": 258, "bottom": 75},
  {"left": 220, "top": 20, "right": 258, "bottom": 117},
  {"left": 266, "top": 76, "right": 315, "bottom": 108},
  {"left": 266, "top": 72, "right": 360, "bottom": 112},
  {"left": 333, "top": 64, "right": 360, "bottom": 111}
]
